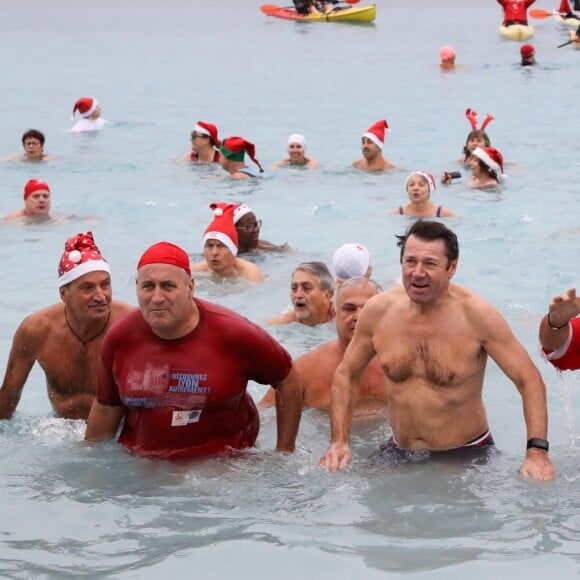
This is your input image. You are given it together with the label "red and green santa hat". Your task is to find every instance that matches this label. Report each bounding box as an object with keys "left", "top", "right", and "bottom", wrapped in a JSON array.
[{"left": 219, "top": 137, "right": 264, "bottom": 172}]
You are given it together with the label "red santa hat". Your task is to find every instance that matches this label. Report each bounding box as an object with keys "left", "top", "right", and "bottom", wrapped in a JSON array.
[
  {"left": 193, "top": 121, "right": 218, "bottom": 144},
  {"left": 233, "top": 203, "right": 254, "bottom": 224},
  {"left": 472, "top": 147, "right": 505, "bottom": 181},
  {"left": 137, "top": 241, "right": 191, "bottom": 276},
  {"left": 362, "top": 119, "right": 389, "bottom": 150},
  {"left": 203, "top": 203, "right": 239, "bottom": 256},
  {"left": 219, "top": 137, "right": 264, "bottom": 172},
  {"left": 406, "top": 171, "right": 436, "bottom": 195},
  {"left": 24, "top": 179, "right": 50, "bottom": 200},
  {"left": 58, "top": 231, "right": 110, "bottom": 288},
  {"left": 72, "top": 97, "right": 99, "bottom": 118}
]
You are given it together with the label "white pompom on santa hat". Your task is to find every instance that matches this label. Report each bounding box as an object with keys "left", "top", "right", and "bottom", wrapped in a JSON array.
[
  {"left": 72, "top": 97, "right": 99, "bottom": 118},
  {"left": 203, "top": 203, "right": 239, "bottom": 256},
  {"left": 58, "top": 231, "right": 110, "bottom": 288},
  {"left": 362, "top": 119, "right": 389, "bottom": 150}
]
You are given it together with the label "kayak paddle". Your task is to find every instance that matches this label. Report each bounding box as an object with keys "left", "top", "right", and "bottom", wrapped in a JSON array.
[
  {"left": 529, "top": 9, "right": 557, "bottom": 18},
  {"left": 558, "top": 39, "right": 574, "bottom": 46},
  {"left": 261, "top": 4, "right": 283, "bottom": 13}
]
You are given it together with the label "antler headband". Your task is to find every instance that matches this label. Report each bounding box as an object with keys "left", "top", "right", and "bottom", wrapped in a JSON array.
[{"left": 465, "top": 108, "right": 495, "bottom": 131}]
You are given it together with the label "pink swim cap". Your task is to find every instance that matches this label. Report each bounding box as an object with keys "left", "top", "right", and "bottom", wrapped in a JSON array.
[{"left": 440, "top": 46, "right": 455, "bottom": 61}]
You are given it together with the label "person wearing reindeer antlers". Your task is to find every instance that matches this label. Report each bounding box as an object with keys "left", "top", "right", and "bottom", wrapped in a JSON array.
[{"left": 459, "top": 108, "right": 495, "bottom": 167}]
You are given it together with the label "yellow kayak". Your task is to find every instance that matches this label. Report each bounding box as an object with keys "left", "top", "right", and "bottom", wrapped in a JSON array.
[
  {"left": 263, "top": 4, "right": 376, "bottom": 23},
  {"left": 499, "top": 24, "right": 534, "bottom": 40}
]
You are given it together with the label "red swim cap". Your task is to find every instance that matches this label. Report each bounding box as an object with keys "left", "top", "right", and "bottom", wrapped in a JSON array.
[{"left": 137, "top": 242, "right": 191, "bottom": 277}]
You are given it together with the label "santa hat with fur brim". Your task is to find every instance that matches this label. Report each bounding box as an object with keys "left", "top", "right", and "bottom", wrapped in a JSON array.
[
  {"left": 362, "top": 119, "right": 389, "bottom": 150},
  {"left": 219, "top": 137, "right": 264, "bottom": 172},
  {"left": 58, "top": 231, "right": 110, "bottom": 288},
  {"left": 472, "top": 147, "right": 505, "bottom": 182},
  {"left": 73, "top": 97, "right": 99, "bottom": 118},
  {"left": 203, "top": 203, "right": 239, "bottom": 256},
  {"left": 193, "top": 121, "right": 218, "bottom": 144}
]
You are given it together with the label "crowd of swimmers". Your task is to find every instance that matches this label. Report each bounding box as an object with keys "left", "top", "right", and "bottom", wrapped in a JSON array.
[{"left": 3, "top": 1, "right": 580, "bottom": 484}]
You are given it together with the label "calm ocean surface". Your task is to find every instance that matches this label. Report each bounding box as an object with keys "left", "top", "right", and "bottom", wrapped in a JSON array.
[{"left": 1, "top": 0, "right": 580, "bottom": 577}]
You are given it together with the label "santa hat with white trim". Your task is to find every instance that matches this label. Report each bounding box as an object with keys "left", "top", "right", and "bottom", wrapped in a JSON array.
[
  {"left": 72, "top": 97, "right": 99, "bottom": 118},
  {"left": 233, "top": 203, "right": 254, "bottom": 224},
  {"left": 362, "top": 119, "right": 389, "bottom": 150},
  {"left": 406, "top": 171, "right": 437, "bottom": 195},
  {"left": 203, "top": 203, "right": 239, "bottom": 256},
  {"left": 472, "top": 147, "right": 505, "bottom": 181},
  {"left": 193, "top": 121, "right": 218, "bottom": 145},
  {"left": 58, "top": 231, "right": 110, "bottom": 288}
]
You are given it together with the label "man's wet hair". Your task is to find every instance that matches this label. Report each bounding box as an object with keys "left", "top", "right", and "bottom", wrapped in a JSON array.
[
  {"left": 21, "top": 129, "right": 45, "bottom": 146},
  {"left": 293, "top": 261, "right": 334, "bottom": 295},
  {"left": 334, "top": 276, "right": 382, "bottom": 304},
  {"left": 396, "top": 220, "right": 459, "bottom": 267}
]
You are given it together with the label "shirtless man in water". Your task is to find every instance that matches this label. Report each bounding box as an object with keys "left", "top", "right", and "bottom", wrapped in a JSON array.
[
  {"left": 260, "top": 277, "right": 387, "bottom": 413},
  {"left": 352, "top": 119, "right": 394, "bottom": 172},
  {"left": 0, "top": 232, "right": 134, "bottom": 420},
  {"left": 319, "top": 220, "right": 554, "bottom": 481}
]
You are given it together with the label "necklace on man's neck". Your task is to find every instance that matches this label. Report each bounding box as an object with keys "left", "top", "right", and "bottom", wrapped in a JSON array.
[{"left": 64, "top": 307, "right": 111, "bottom": 353}]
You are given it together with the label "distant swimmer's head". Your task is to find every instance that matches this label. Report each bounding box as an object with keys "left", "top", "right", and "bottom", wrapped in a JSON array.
[
  {"left": 23, "top": 178, "right": 51, "bottom": 217},
  {"left": 219, "top": 136, "right": 264, "bottom": 172},
  {"left": 58, "top": 231, "right": 110, "bottom": 289},
  {"left": 72, "top": 97, "right": 100, "bottom": 119},
  {"left": 288, "top": 133, "right": 306, "bottom": 151},
  {"left": 520, "top": 44, "right": 535, "bottom": 63},
  {"left": 406, "top": 171, "right": 436, "bottom": 196},
  {"left": 361, "top": 119, "right": 388, "bottom": 151},
  {"left": 203, "top": 202, "right": 239, "bottom": 257},
  {"left": 471, "top": 146, "right": 505, "bottom": 183},
  {"left": 439, "top": 45, "right": 455, "bottom": 64},
  {"left": 192, "top": 121, "right": 219, "bottom": 146}
]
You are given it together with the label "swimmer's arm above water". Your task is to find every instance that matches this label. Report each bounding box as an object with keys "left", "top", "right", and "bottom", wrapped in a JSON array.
[
  {"left": 272, "top": 363, "right": 303, "bottom": 453},
  {"left": 319, "top": 301, "right": 377, "bottom": 472},
  {"left": 85, "top": 401, "right": 125, "bottom": 441}
]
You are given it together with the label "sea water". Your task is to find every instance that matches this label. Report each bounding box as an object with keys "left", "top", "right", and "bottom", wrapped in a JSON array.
[{"left": 1, "top": 0, "right": 580, "bottom": 577}]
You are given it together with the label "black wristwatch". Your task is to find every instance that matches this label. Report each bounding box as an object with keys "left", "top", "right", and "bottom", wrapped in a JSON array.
[{"left": 527, "top": 437, "right": 549, "bottom": 451}]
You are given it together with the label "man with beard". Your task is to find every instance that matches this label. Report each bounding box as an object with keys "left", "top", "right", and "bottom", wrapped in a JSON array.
[
  {"left": 267, "top": 262, "right": 334, "bottom": 326},
  {"left": 260, "top": 277, "right": 387, "bottom": 413},
  {"left": 352, "top": 119, "right": 394, "bottom": 172}
]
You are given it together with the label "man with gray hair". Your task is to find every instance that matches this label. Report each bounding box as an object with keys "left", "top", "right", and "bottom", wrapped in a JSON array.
[
  {"left": 267, "top": 261, "right": 334, "bottom": 327},
  {"left": 261, "top": 277, "right": 387, "bottom": 412}
]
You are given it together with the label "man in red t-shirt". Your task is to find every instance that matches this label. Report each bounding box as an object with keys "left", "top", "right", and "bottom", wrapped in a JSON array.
[
  {"left": 85, "top": 241, "right": 302, "bottom": 459},
  {"left": 539, "top": 288, "right": 580, "bottom": 371}
]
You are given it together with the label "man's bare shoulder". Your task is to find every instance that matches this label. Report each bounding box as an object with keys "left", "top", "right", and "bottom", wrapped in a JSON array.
[
  {"left": 191, "top": 260, "right": 210, "bottom": 272},
  {"left": 296, "top": 340, "right": 341, "bottom": 370},
  {"left": 14, "top": 303, "right": 65, "bottom": 341},
  {"left": 256, "top": 239, "right": 289, "bottom": 253},
  {"left": 266, "top": 310, "right": 297, "bottom": 326}
]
